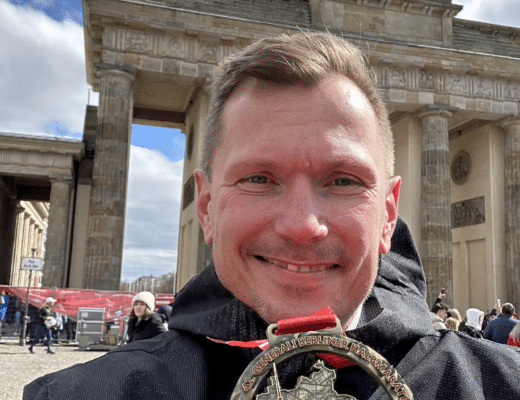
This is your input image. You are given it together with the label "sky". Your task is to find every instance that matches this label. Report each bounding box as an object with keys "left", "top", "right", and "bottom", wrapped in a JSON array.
[{"left": 1, "top": 0, "right": 519, "bottom": 283}]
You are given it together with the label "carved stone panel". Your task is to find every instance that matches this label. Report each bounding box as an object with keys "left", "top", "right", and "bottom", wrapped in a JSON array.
[
  {"left": 163, "top": 36, "right": 185, "bottom": 58},
  {"left": 199, "top": 42, "right": 218, "bottom": 63},
  {"left": 125, "top": 30, "right": 151, "bottom": 53},
  {"left": 447, "top": 74, "right": 467, "bottom": 95},
  {"left": 475, "top": 78, "right": 493, "bottom": 97},
  {"left": 508, "top": 81, "right": 520, "bottom": 99},
  {"left": 451, "top": 150, "right": 471, "bottom": 185},
  {"left": 388, "top": 68, "right": 406, "bottom": 88},
  {"left": 451, "top": 196, "right": 485, "bottom": 228},
  {"left": 419, "top": 70, "right": 435, "bottom": 90}
]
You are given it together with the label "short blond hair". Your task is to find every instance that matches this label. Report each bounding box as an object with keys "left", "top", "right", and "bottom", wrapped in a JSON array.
[{"left": 202, "top": 32, "right": 394, "bottom": 181}]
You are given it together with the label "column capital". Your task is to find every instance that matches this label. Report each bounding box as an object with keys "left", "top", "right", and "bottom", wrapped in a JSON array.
[
  {"left": 500, "top": 114, "right": 520, "bottom": 130},
  {"left": 416, "top": 104, "right": 458, "bottom": 120},
  {"left": 96, "top": 63, "right": 137, "bottom": 83}
]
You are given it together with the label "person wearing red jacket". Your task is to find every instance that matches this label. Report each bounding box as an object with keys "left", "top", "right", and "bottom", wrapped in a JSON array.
[{"left": 508, "top": 322, "right": 520, "bottom": 347}]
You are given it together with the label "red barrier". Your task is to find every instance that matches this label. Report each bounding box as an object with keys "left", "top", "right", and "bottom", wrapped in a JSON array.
[{"left": 0, "top": 285, "right": 174, "bottom": 321}]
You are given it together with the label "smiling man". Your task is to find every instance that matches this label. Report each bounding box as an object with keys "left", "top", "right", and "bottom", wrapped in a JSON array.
[
  {"left": 194, "top": 74, "right": 399, "bottom": 327},
  {"left": 24, "top": 32, "right": 520, "bottom": 400}
]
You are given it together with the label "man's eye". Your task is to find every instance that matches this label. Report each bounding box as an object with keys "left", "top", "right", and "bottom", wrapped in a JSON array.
[
  {"left": 243, "top": 175, "right": 270, "bottom": 184},
  {"left": 332, "top": 177, "right": 355, "bottom": 186}
]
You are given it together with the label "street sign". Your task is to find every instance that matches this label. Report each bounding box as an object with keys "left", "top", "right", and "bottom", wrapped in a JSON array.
[{"left": 20, "top": 258, "right": 43, "bottom": 271}]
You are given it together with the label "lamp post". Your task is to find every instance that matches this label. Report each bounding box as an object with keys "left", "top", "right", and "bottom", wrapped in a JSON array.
[{"left": 19, "top": 248, "right": 36, "bottom": 346}]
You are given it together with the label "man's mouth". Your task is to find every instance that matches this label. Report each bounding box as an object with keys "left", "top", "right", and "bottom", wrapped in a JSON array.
[{"left": 254, "top": 255, "right": 339, "bottom": 273}]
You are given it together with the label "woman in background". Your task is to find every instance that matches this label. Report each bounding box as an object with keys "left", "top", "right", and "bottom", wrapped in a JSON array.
[
  {"left": 445, "top": 317, "right": 460, "bottom": 331},
  {"left": 29, "top": 297, "right": 57, "bottom": 354},
  {"left": 126, "top": 292, "right": 167, "bottom": 343}
]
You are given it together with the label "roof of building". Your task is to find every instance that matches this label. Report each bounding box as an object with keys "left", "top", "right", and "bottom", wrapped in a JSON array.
[
  {"left": 161, "top": 0, "right": 311, "bottom": 27},
  {"left": 452, "top": 19, "right": 520, "bottom": 59}
]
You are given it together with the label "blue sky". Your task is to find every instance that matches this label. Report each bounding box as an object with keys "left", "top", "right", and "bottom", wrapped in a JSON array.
[
  {"left": 2, "top": 0, "right": 519, "bottom": 283},
  {"left": 5, "top": 0, "right": 186, "bottom": 164},
  {"left": 1, "top": 0, "right": 185, "bottom": 283}
]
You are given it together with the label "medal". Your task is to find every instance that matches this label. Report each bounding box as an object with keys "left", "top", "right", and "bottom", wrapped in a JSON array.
[{"left": 229, "top": 309, "right": 414, "bottom": 400}]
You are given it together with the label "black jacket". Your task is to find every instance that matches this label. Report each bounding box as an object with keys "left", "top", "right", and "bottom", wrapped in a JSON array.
[
  {"left": 37, "top": 307, "right": 55, "bottom": 328},
  {"left": 127, "top": 312, "right": 167, "bottom": 343},
  {"left": 23, "top": 218, "right": 520, "bottom": 399}
]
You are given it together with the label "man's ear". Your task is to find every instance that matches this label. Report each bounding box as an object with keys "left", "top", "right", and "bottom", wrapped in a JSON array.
[
  {"left": 194, "top": 169, "right": 214, "bottom": 245},
  {"left": 379, "top": 176, "right": 401, "bottom": 254}
]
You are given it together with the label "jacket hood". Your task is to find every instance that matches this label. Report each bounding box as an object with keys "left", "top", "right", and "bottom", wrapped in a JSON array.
[
  {"left": 466, "top": 308, "right": 484, "bottom": 329},
  {"left": 169, "top": 217, "right": 432, "bottom": 357}
]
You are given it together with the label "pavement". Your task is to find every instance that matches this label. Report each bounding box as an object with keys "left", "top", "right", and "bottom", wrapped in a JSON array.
[{"left": 0, "top": 337, "right": 108, "bottom": 400}]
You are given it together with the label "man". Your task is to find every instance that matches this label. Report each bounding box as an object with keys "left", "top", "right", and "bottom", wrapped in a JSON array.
[
  {"left": 483, "top": 303, "right": 519, "bottom": 344},
  {"left": 430, "top": 302, "right": 450, "bottom": 330},
  {"left": 24, "top": 32, "right": 520, "bottom": 399}
]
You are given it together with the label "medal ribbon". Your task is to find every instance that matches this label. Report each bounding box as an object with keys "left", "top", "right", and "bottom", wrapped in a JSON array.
[{"left": 208, "top": 306, "right": 355, "bottom": 368}]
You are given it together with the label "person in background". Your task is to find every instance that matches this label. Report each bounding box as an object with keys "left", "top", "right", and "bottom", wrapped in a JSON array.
[
  {"left": 507, "top": 322, "right": 520, "bottom": 348},
  {"left": 483, "top": 303, "right": 519, "bottom": 344},
  {"left": 29, "top": 297, "right": 57, "bottom": 354},
  {"left": 447, "top": 308, "right": 462, "bottom": 322},
  {"left": 445, "top": 317, "right": 460, "bottom": 331},
  {"left": 0, "top": 291, "right": 8, "bottom": 341},
  {"left": 126, "top": 292, "right": 167, "bottom": 343},
  {"left": 482, "top": 299, "right": 501, "bottom": 331},
  {"left": 430, "top": 302, "right": 450, "bottom": 330},
  {"left": 459, "top": 308, "right": 484, "bottom": 338},
  {"left": 52, "top": 312, "right": 63, "bottom": 344},
  {"left": 431, "top": 290, "right": 446, "bottom": 311}
]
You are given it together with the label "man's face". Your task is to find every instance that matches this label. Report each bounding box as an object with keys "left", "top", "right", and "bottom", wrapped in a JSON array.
[
  {"left": 438, "top": 309, "right": 448, "bottom": 320},
  {"left": 195, "top": 76, "right": 400, "bottom": 325}
]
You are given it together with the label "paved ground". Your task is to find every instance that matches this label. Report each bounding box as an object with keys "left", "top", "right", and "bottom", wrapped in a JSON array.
[{"left": 0, "top": 337, "right": 108, "bottom": 400}]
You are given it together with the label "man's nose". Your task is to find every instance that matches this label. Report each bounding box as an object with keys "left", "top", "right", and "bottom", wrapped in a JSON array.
[{"left": 273, "top": 182, "right": 328, "bottom": 243}]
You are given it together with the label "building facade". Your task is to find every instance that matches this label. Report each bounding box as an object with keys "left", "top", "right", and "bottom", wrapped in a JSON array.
[{"left": 2, "top": 1, "right": 520, "bottom": 313}]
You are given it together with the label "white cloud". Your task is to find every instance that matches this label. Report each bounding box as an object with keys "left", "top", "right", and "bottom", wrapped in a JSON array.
[
  {"left": 454, "top": 0, "right": 520, "bottom": 29},
  {"left": 122, "top": 146, "right": 184, "bottom": 281},
  {"left": 0, "top": 1, "right": 183, "bottom": 283},
  {"left": 0, "top": 0, "right": 98, "bottom": 137}
]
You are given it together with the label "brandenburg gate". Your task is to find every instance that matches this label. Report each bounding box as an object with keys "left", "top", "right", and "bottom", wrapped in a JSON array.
[{"left": 1, "top": 0, "right": 520, "bottom": 312}]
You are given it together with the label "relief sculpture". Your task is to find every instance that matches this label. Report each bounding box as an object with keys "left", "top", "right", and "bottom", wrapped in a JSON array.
[
  {"left": 419, "top": 71, "right": 435, "bottom": 90},
  {"left": 125, "top": 30, "right": 150, "bottom": 52},
  {"left": 475, "top": 78, "right": 493, "bottom": 97},
  {"left": 447, "top": 74, "right": 467, "bottom": 94},
  {"left": 452, "top": 196, "right": 485, "bottom": 228},
  {"left": 163, "top": 36, "right": 185, "bottom": 58},
  {"left": 508, "top": 81, "right": 520, "bottom": 99},
  {"left": 388, "top": 68, "right": 406, "bottom": 88},
  {"left": 199, "top": 42, "right": 218, "bottom": 63}
]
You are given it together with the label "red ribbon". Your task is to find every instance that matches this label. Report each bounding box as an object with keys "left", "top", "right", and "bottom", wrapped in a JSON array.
[{"left": 208, "top": 306, "right": 355, "bottom": 368}]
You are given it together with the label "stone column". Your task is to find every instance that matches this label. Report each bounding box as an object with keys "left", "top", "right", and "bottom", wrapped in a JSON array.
[
  {"left": 43, "top": 178, "right": 72, "bottom": 288},
  {"left": 0, "top": 190, "right": 17, "bottom": 285},
  {"left": 502, "top": 116, "right": 520, "bottom": 306},
  {"left": 9, "top": 206, "right": 25, "bottom": 286},
  {"left": 419, "top": 107, "right": 453, "bottom": 307},
  {"left": 83, "top": 66, "right": 135, "bottom": 290}
]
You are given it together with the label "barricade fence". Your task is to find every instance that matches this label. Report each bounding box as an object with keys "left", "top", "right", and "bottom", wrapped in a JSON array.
[{"left": 0, "top": 285, "right": 174, "bottom": 347}]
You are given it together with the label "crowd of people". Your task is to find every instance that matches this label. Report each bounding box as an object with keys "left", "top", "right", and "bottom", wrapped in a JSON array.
[
  {"left": 430, "top": 291, "right": 520, "bottom": 346},
  {"left": 0, "top": 291, "right": 171, "bottom": 353},
  {"left": 0, "top": 292, "right": 77, "bottom": 347}
]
